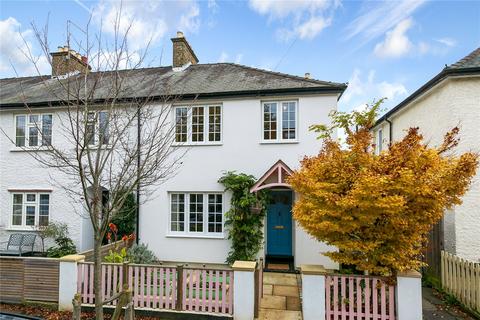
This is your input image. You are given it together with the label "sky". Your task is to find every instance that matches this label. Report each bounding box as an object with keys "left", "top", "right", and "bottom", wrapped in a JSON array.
[{"left": 1, "top": 0, "right": 479, "bottom": 114}]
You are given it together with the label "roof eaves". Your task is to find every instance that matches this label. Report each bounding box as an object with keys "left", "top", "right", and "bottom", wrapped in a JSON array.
[{"left": 373, "top": 66, "right": 480, "bottom": 127}]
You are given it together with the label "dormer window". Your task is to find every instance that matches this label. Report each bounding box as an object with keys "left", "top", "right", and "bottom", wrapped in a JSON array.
[
  {"left": 262, "top": 101, "right": 297, "bottom": 142},
  {"left": 174, "top": 105, "right": 222, "bottom": 144}
]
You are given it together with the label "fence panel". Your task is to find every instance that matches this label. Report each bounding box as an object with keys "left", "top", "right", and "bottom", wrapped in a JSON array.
[
  {"left": 325, "top": 274, "right": 396, "bottom": 320},
  {"left": 441, "top": 251, "right": 480, "bottom": 312},
  {"left": 0, "top": 257, "right": 59, "bottom": 304},
  {"left": 181, "top": 266, "right": 233, "bottom": 315}
]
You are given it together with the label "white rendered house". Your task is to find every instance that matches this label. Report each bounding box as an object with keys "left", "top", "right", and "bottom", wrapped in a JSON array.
[
  {"left": 372, "top": 47, "right": 480, "bottom": 262},
  {"left": 0, "top": 32, "right": 346, "bottom": 269}
]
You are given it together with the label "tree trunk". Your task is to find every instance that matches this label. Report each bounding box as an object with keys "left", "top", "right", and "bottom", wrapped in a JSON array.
[{"left": 94, "top": 235, "right": 104, "bottom": 320}]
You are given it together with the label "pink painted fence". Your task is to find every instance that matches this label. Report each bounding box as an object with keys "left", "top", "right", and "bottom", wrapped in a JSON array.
[
  {"left": 76, "top": 262, "right": 233, "bottom": 315},
  {"left": 181, "top": 266, "right": 234, "bottom": 314},
  {"left": 325, "top": 274, "right": 396, "bottom": 320}
]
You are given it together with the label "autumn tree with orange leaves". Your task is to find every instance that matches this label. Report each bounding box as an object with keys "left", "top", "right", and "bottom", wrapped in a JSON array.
[{"left": 289, "top": 100, "right": 478, "bottom": 275}]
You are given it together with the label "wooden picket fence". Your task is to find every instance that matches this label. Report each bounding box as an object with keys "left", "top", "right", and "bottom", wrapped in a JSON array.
[
  {"left": 325, "top": 274, "right": 396, "bottom": 320},
  {"left": 77, "top": 262, "right": 233, "bottom": 315},
  {"left": 441, "top": 251, "right": 480, "bottom": 312}
]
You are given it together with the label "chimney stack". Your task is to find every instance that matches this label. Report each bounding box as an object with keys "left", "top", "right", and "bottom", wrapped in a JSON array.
[
  {"left": 50, "top": 46, "right": 91, "bottom": 77},
  {"left": 171, "top": 31, "right": 199, "bottom": 68}
]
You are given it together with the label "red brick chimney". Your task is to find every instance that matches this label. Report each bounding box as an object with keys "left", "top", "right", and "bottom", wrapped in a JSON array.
[{"left": 50, "top": 46, "right": 91, "bottom": 77}]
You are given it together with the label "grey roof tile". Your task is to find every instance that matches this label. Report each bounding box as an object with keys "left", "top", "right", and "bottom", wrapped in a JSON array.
[
  {"left": 0, "top": 63, "right": 346, "bottom": 106},
  {"left": 448, "top": 47, "right": 480, "bottom": 69}
]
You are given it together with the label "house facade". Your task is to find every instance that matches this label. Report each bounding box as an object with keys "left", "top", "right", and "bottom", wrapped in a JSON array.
[
  {"left": 0, "top": 32, "right": 346, "bottom": 269},
  {"left": 372, "top": 48, "right": 480, "bottom": 262}
]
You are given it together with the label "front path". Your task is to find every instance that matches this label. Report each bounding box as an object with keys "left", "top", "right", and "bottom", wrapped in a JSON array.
[{"left": 257, "top": 272, "right": 303, "bottom": 320}]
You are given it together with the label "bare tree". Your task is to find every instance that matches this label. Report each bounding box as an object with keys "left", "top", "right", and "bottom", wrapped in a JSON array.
[{"left": 2, "top": 14, "right": 189, "bottom": 319}]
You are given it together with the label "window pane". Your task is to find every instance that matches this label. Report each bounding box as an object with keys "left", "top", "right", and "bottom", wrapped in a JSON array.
[
  {"left": 175, "top": 108, "right": 188, "bottom": 143},
  {"left": 99, "top": 112, "right": 109, "bottom": 145},
  {"left": 15, "top": 116, "right": 26, "bottom": 147},
  {"left": 26, "top": 194, "right": 36, "bottom": 202},
  {"left": 189, "top": 194, "right": 203, "bottom": 232},
  {"left": 12, "top": 194, "right": 23, "bottom": 226},
  {"left": 208, "top": 106, "right": 221, "bottom": 142},
  {"left": 263, "top": 103, "right": 277, "bottom": 140},
  {"left": 171, "top": 194, "right": 185, "bottom": 231},
  {"left": 192, "top": 107, "right": 204, "bottom": 142},
  {"left": 41, "top": 115, "right": 52, "bottom": 146},
  {"left": 28, "top": 126, "right": 38, "bottom": 146},
  {"left": 29, "top": 115, "right": 39, "bottom": 124},
  {"left": 86, "top": 112, "right": 96, "bottom": 145},
  {"left": 208, "top": 194, "right": 222, "bottom": 233},
  {"left": 26, "top": 206, "right": 35, "bottom": 226},
  {"left": 281, "top": 102, "right": 296, "bottom": 140},
  {"left": 39, "top": 194, "right": 50, "bottom": 226}
]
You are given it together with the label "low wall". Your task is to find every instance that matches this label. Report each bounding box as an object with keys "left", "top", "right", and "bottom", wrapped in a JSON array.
[{"left": 0, "top": 256, "right": 60, "bottom": 303}]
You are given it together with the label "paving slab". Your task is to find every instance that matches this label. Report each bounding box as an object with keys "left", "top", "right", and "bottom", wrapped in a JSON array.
[
  {"left": 263, "top": 272, "right": 298, "bottom": 286},
  {"left": 260, "top": 295, "right": 287, "bottom": 310},
  {"left": 263, "top": 284, "right": 273, "bottom": 295},
  {"left": 286, "top": 296, "right": 301, "bottom": 311},
  {"left": 273, "top": 285, "right": 300, "bottom": 297},
  {"left": 258, "top": 309, "right": 303, "bottom": 320}
]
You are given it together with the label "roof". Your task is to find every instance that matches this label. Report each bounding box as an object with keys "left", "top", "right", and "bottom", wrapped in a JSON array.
[
  {"left": 0, "top": 63, "right": 347, "bottom": 108},
  {"left": 374, "top": 47, "right": 480, "bottom": 127}
]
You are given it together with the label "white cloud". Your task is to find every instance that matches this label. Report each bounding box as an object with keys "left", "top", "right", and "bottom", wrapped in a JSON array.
[
  {"left": 374, "top": 18, "right": 413, "bottom": 58},
  {"left": 345, "top": 0, "right": 425, "bottom": 47},
  {"left": 435, "top": 37, "right": 456, "bottom": 47},
  {"left": 0, "top": 17, "right": 50, "bottom": 77},
  {"left": 93, "top": 0, "right": 201, "bottom": 51},
  {"left": 249, "top": 0, "right": 338, "bottom": 41},
  {"left": 341, "top": 69, "right": 407, "bottom": 111},
  {"left": 218, "top": 51, "right": 243, "bottom": 64}
]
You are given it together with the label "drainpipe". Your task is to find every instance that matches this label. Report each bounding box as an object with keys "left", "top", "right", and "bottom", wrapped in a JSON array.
[
  {"left": 385, "top": 118, "right": 393, "bottom": 145},
  {"left": 136, "top": 104, "right": 141, "bottom": 245}
]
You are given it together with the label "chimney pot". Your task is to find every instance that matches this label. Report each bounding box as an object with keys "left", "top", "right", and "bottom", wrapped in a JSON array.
[
  {"left": 305, "top": 72, "right": 311, "bottom": 79},
  {"left": 176, "top": 31, "right": 184, "bottom": 38}
]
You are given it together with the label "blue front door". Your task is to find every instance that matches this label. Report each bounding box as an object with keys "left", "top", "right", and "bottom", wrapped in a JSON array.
[{"left": 267, "top": 191, "right": 293, "bottom": 256}]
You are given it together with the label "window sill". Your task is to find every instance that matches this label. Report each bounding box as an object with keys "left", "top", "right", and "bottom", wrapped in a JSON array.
[
  {"left": 173, "top": 142, "right": 223, "bottom": 147},
  {"left": 166, "top": 234, "right": 225, "bottom": 240},
  {"left": 4, "top": 227, "right": 40, "bottom": 232},
  {"left": 260, "top": 140, "right": 299, "bottom": 145},
  {"left": 10, "top": 147, "right": 50, "bottom": 152}
]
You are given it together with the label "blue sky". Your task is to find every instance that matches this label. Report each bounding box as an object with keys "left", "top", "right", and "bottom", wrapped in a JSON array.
[{"left": 1, "top": 0, "right": 479, "bottom": 113}]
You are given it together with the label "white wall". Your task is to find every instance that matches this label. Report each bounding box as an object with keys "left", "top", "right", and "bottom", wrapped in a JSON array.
[
  {"left": 0, "top": 110, "right": 87, "bottom": 251},
  {"left": 373, "top": 76, "right": 480, "bottom": 261},
  {"left": 140, "top": 94, "right": 340, "bottom": 266}
]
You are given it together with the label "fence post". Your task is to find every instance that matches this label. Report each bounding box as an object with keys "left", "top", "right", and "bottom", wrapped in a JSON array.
[
  {"left": 396, "top": 270, "right": 422, "bottom": 320},
  {"left": 232, "top": 261, "right": 257, "bottom": 320},
  {"left": 300, "top": 265, "right": 327, "bottom": 320},
  {"left": 58, "top": 254, "right": 85, "bottom": 311},
  {"left": 176, "top": 264, "right": 184, "bottom": 311}
]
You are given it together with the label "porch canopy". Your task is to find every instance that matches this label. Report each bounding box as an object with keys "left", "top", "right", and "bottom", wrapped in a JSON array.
[{"left": 250, "top": 160, "right": 294, "bottom": 193}]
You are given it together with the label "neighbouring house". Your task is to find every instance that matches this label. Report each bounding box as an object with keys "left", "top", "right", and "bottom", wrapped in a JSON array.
[
  {"left": 372, "top": 48, "right": 480, "bottom": 267},
  {"left": 0, "top": 32, "right": 346, "bottom": 269}
]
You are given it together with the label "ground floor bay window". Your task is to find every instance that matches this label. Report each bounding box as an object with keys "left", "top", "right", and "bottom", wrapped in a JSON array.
[{"left": 169, "top": 192, "right": 223, "bottom": 237}]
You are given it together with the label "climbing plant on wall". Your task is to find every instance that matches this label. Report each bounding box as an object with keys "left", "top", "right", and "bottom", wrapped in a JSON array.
[{"left": 219, "top": 171, "right": 269, "bottom": 265}]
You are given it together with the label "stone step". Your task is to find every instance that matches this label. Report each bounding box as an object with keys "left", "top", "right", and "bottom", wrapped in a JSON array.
[
  {"left": 273, "top": 285, "right": 299, "bottom": 297},
  {"left": 263, "top": 272, "right": 298, "bottom": 286}
]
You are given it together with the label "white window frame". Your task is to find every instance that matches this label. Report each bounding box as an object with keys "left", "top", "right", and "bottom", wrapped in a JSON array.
[
  {"left": 173, "top": 105, "right": 223, "bottom": 145},
  {"left": 9, "top": 192, "right": 51, "bottom": 230},
  {"left": 14, "top": 114, "right": 53, "bottom": 148},
  {"left": 85, "top": 111, "right": 110, "bottom": 147},
  {"left": 167, "top": 192, "right": 225, "bottom": 238},
  {"left": 261, "top": 100, "right": 298, "bottom": 143}
]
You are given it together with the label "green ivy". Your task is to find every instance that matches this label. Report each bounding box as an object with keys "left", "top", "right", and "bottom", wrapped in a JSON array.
[{"left": 218, "top": 171, "right": 268, "bottom": 265}]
